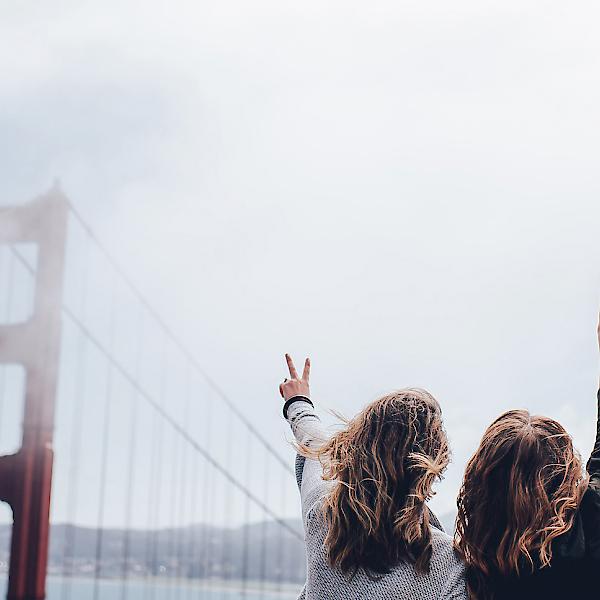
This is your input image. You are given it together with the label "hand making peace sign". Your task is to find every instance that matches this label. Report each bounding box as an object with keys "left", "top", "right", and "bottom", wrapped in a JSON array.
[{"left": 279, "top": 353, "right": 311, "bottom": 401}]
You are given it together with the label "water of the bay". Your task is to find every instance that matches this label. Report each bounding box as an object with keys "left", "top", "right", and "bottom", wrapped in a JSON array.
[{"left": 0, "top": 576, "right": 300, "bottom": 599}]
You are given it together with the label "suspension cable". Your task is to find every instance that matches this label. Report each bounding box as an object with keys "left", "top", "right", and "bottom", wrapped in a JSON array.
[{"left": 67, "top": 203, "right": 292, "bottom": 476}]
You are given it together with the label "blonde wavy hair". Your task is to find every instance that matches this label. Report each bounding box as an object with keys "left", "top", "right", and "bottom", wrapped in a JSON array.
[
  {"left": 302, "top": 388, "right": 450, "bottom": 575},
  {"left": 454, "top": 410, "right": 587, "bottom": 600}
]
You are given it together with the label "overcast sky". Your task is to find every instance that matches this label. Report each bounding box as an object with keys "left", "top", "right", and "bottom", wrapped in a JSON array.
[{"left": 1, "top": 1, "right": 599, "bottom": 529}]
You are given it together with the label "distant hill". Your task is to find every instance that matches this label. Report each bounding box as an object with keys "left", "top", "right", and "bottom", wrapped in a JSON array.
[{"left": 0, "top": 520, "right": 307, "bottom": 583}]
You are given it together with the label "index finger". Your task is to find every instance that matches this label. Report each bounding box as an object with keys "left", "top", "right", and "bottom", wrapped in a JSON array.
[{"left": 285, "top": 353, "right": 298, "bottom": 379}]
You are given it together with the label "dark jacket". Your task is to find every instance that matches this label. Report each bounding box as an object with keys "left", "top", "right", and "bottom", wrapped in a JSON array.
[{"left": 490, "top": 391, "right": 600, "bottom": 599}]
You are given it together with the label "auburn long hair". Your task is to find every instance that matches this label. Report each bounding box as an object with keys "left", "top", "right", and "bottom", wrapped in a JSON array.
[
  {"left": 455, "top": 410, "right": 587, "bottom": 600},
  {"left": 303, "top": 388, "right": 450, "bottom": 575}
]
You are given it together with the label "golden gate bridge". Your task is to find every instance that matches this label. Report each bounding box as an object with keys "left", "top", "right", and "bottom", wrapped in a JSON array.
[{"left": 0, "top": 188, "right": 304, "bottom": 600}]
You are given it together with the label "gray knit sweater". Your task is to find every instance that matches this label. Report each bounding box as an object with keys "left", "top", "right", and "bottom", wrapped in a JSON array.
[{"left": 285, "top": 398, "right": 467, "bottom": 600}]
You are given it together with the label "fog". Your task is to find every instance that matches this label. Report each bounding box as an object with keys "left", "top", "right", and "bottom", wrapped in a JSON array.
[{"left": 0, "top": 1, "right": 599, "bottom": 525}]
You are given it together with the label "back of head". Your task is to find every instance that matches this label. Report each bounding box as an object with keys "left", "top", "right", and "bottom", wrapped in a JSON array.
[
  {"left": 455, "top": 410, "right": 586, "bottom": 600},
  {"left": 311, "top": 388, "right": 450, "bottom": 575}
]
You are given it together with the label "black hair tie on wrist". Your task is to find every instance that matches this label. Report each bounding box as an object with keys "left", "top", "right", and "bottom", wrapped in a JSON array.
[{"left": 282, "top": 395, "right": 314, "bottom": 419}]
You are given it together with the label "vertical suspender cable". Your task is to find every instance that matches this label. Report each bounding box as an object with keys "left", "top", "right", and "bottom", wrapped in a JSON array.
[
  {"left": 259, "top": 452, "right": 269, "bottom": 596},
  {"left": 149, "top": 409, "right": 163, "bottom": 597},
  {"left": 145, "top": 385, "right": 159, "bottom": 589},
  {"left": 120, "top": 308, "right": 144, "bottom": 600},
  {"left": 186, "top": 455, "right": 197, "bottom": 600},
  {"left": 276, "top": 476, "right": 287, "bottom": 593},
  {"left": 240, "top": 430, "right": 252, "bottom": 598},
  {"left": 220, "top": 411, "right": 233, "bottom": 600},
  {"left": 186, "top": 425, "right": 199, "bottom": 600},
  {"left": 184, "top": 369, "right": 199, "bottom": 600},
  {"left": 149, "top": 338, "right": 168, "bottom": 599},
  {"left": 202, "top": 390, "right": 215, "bottom": 598},
  {"left": 61, "top": 233, "right": 90, "bottom": 600},
  {"left": 186, "top": 456, "right": 197, "bottom": 600},
  {"left": 166, "top": 383, "right": 181, "bottom": 600},
  {"left": 92, "top": 272, "right": 117, "bottom": 600},
  {"left": 174, "top": 359, "right": 191, "bottom": 600}
]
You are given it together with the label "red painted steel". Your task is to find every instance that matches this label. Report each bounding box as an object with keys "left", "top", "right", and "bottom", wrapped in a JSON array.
[{"left": 0, "top": 189, "right": 68, "bottom": 600}]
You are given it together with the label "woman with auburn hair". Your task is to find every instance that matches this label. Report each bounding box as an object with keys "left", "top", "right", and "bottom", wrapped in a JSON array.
[
  {"left": 454, "top": 318, "right": 600, "bottom": 600},
  {"left": 279, "top": 354, "right": 467, "bottom": 599}
]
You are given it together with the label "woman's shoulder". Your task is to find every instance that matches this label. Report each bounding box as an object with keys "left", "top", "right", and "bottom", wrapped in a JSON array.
[
  {"left": 430, "top": 526, "right": 464, "bottom": 568},
  {"left": 585, "top": 476, "right": 600, "bottom": 500},
  {"left": 580, "top": 482, "right": 600, "bottom": 558},
  {"left": 554, "top": 484, "right": 600, "bottom": 561},
  {"left": 429, "top": 527, "right": 467, "bottom": 599},
  {"left": 578, "top": 484, "right": 600, "bottom": 534}
]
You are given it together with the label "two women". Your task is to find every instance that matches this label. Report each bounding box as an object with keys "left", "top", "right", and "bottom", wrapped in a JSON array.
[{"left": 280, "top": 319, "right": 600, "bottom": 599}]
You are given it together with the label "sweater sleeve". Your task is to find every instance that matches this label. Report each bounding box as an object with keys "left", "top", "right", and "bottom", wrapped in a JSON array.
[
  {"left": 285, "top": 398, "right": 333, "bottom": 525},
  {"left": 586, "top": 390, "right": 600, "bottom": 491}
]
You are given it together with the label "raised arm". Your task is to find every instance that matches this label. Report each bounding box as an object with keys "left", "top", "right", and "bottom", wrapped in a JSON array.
[
  {"left": 280, "top": 354, "right": 332, "bottom": 523},
  {"left": 587, "top": 316, "right": 600, "bottom": 489}
]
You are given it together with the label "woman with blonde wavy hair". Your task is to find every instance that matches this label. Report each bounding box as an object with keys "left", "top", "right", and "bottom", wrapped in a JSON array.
[
  {"left": 279, "top": 354, "right": 467, "bottom": 599},
  {"left": 454, "top": 317, "right": 600, "bottom": 599}
]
